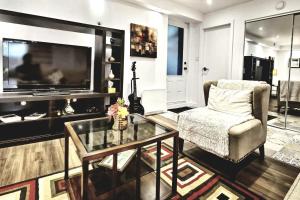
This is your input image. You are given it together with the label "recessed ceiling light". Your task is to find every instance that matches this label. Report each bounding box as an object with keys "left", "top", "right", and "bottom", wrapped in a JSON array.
[
  {"left": 276, "top": 35, "right": 280, "bottom": 38},
  {"left": 207, "top": 0, "right": 212, "bottom": 5},
  {"left": 259, "top": 27, "right": 263, "bottom": 31}
]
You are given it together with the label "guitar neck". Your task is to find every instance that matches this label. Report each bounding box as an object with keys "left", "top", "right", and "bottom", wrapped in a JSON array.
[{"left": 133, "top": 71, "right": 137, "bottom": 99}]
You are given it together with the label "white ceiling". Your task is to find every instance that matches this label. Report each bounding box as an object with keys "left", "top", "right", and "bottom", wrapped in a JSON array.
[
  {"left": 168, "top": 0, "right": 252, "bottom": 13},
  {"left": 124, "top": 0, "right": 253, "bottom": 15},
  {"left": 245, "top": 15, "right": 300, "bottom": 47}
]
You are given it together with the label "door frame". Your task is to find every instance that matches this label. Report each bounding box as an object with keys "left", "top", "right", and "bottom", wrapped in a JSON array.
[{"left": 167, "top": 18, "right": 189, "bottom": 109}]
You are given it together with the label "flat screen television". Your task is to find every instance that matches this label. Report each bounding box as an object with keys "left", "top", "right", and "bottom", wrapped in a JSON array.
[{"left": 2, "top": 38, "right": 92, "bottom": 91}]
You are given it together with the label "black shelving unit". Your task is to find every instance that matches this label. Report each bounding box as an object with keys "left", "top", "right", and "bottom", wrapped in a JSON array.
[
  {"left": 102, "top": 29, "right": 125, "bottom": 105},
  {"left": 243, "top": 55, "right": 274, "bottom": 92},
  {"left": 0, "top": 93, "right": 120, "bottom": 147},
  {"left": 0, "top": 9, "right": 125, "bottom": 147}
]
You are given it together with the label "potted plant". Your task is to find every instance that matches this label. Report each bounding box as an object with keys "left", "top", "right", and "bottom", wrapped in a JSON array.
[{"left": 107, "top": 98, "right": 129, "bottom": 130}]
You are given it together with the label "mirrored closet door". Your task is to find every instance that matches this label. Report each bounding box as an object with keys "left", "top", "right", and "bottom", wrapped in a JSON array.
[{"left": 243, "top": 13, "right": 300, "bottom": 132}]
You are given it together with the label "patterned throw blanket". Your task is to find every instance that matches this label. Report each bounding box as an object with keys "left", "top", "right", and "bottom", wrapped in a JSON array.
[{"left": 178, "top": 107, "right": 253, "bottom": 157}]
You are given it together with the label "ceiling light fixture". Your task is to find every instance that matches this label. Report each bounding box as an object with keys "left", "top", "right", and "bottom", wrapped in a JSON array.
[
  {"left": 259, "top": 27, "right": 263, "bottom": 31},
  {"left": 207, "top": 0, "right": 212, "bottom": 5},
  {"left": 276, "top": 35, "right": 280, "bottom": 38}
]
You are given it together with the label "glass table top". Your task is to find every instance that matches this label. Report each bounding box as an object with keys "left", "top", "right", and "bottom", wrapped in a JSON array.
[{"left": 69, "top": 114, "right": 172, "bottom": 153}]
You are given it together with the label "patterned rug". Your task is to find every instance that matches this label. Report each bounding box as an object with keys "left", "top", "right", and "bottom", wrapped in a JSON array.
[
  {"left": 0, "top": 180, "right": 36, "bottom": 200},
  {"left": 141, "top": 142, "right": 181, "bottom": 169},
  {"left": 1, "top": 156, "right": 264, "bottom": 200},
  {"left": 161, "top": 157, "right": 214, "bottom": 197},
  {"left": 172, "top": 175, "right": 263, "bottom": 200},
  {"left": 38, "top": 168, "right": 81, "bottom": 200},
  {"left": 141, "top": 143, "right": 263, "bottom": 199},
  {"left": 160, "top": 157, "right": 263, "bottom": 199}
]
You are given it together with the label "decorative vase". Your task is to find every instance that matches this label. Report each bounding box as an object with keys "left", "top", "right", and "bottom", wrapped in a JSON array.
[
  {"left": 108, "top": 70, "right": 115, "bottom": 79},
  {"left": 108, "top": 56, "right": 115, "bottom": 62},
  {"left": 112, "top": 115, "right": 128, "bottom": 130}
]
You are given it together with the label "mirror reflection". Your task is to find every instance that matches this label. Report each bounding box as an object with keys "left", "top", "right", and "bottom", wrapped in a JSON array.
[{"left": 243, "top": 14, "right": 300, "bottom": 132}]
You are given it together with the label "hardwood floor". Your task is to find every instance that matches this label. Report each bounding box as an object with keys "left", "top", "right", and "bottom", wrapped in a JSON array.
[
  {"left": 0, "top": 114, "right": 299, "bottom": 200},
  {"left": 0, "top": 138, "right": 80, "bottom": 187}
]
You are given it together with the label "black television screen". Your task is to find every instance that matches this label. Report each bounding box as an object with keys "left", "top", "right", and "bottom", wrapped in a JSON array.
[{"left": 3, "top": 38, "right": 92, "bottom": 91}]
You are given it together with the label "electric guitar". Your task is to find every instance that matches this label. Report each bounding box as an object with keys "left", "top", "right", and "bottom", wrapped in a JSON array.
[{"left": 128, "top": 61, "right": 145, "bottom": 115}]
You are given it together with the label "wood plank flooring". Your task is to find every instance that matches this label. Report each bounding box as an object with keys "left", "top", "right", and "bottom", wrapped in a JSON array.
[
  {"left": 0, "top": 114, "right": 299, "bottom": 200},
  {"left": 0, "top": 138, "right": 80, "bottom": 187}
]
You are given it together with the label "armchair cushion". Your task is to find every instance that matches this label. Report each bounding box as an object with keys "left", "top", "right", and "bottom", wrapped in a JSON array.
[{"left": 178, "top": 107, "right": 254, "bottom": 158}]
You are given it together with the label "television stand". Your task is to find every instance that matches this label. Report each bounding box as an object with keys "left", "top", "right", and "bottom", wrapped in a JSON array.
[
  {"left": 32, "top": 91, "right": 71, "bottom": 96},
  {"left": 0, "top": 92, "right": 121, "bottom": 148}
]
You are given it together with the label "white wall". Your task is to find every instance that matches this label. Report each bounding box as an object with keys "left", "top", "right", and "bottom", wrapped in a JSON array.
[
  {"left": 0, "top": 0, "right": 202, "bottom": 109},
  {"left": 203, "top": 0, "right": 300, "bottom": 81},
  {"left": 276, "top": 49, "right": 300, "bottom": 82},
  {"left": 244, "top": 41, "right": 277, "bottom": 59},
  {"left": 0, "top": 0, "right": 168, "bottom": 102}
]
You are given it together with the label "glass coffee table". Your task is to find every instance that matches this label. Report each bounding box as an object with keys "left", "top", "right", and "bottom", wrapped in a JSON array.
[{"left": 64, "top": 114, "right": 179, "bottom": 200}]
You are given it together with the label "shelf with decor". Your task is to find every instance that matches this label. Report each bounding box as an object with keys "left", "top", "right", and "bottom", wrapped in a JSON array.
[
  {"left": 0, "top": 97, "right": 107, "bottom": 146},
  {"left": 101, "top": 29, "right": 124, "bottom": 106}
]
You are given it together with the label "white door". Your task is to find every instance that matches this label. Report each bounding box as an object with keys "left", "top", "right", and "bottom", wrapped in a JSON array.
[
  {"left": 167, "top": 20, "right": 188, "bottom": 109},
  {"left": 202, "top": 24, "right": 232, "bottom": 82}
]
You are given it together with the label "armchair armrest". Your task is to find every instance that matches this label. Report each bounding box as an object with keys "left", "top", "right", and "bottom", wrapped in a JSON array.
[{"left": 228, "top": 119, "right": 266, "bottom": 161}]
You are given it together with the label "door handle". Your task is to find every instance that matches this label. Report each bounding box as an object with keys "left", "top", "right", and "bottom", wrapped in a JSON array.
[{"left": 202, "top": 67, "right": 209, "bottom": 72}]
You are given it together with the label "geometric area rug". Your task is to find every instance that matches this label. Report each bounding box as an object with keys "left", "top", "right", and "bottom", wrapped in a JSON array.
[
  {"left": 38, "top": 168, "right": 81, "bottom": 200},
  {"left": 0, "top": 168, "right": 81, "bottom": 200},
  {"left": 0, "top": 179, "right": 36, "bottom": 200},
  {"left": 171, "top": 174, "right": 265, "bottom": 200},
  {"left": 142, "top": 143, "right": 265, "bottom": 200},
  {"left": 0, "top": 143, "right": 264, "bottom": 200}
]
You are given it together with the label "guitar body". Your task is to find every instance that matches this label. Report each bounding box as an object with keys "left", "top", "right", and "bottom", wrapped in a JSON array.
[
  {"left": 128, "top": 94, "right": 144, "bottom": 115},
  {"left": 128, "top": 61, "right": 145, "bottom": 115}
]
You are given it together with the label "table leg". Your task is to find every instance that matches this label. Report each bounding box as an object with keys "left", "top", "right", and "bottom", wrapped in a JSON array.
[
  {"left": 81, "top": 160, "right": 89, "bottom": 200},
  {"left": 172, "top": 136, "right": 178, "bottom": 196},
  {"left": 112, "top": 153, "right": 118, "bottom": 199},
  {"left": 156, "top": 141, "right": 161, "bottom": 200},
  {"left": 64, "top": 131, "right": 69, "bottom": 180},
  {"left": 104, "top": 129, "right": 107, "bottom": 148},
  {"left": 136, "top": 147, "right": 141, "bottom": 199}
]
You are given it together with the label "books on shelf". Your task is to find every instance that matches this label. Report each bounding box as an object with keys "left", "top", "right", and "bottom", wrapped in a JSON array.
[
  {"left": 0, "top": 114, "right": 22, "bottom": 123},
  {"left": 98, "top": 149, "right": 136, "bottom": 172},
  {"left": 24, "top": 113, "right": 46, "bottom": 120}
]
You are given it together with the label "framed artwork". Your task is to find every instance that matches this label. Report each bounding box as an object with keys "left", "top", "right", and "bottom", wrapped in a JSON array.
[
  {"left": 130, "top": 23, "right": 157, "bottom": 58},
  {"left": 290, "top": 58, "right": 300, "bottom": 68}
]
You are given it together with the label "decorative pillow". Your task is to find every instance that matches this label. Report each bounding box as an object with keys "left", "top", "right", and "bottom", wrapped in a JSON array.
[{"left": 208, "top": 85, "right": 253, "bottom": 117}]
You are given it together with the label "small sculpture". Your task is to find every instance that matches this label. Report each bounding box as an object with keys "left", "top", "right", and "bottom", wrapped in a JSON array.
[
  {"left": 108, "top": 56, "right": 115, "bottom": 62},
  {"left": 108, "top": 70, "right": 115, "bottom": 79},
  {"left": 63, "top": 99, "right": 75, "bottom": 115}
]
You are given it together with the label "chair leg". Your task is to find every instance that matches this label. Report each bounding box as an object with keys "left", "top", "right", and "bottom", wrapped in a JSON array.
[
  {"left": 178, "top": 138, "right": 184, "bottom": 153},
  {"left": 228, "top": 165, "right": 238, "bottom": 181},
  {"left": 259, "top": 145, "right": 265, "bottom": 160}
]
